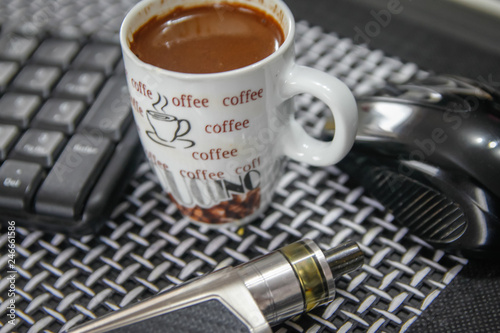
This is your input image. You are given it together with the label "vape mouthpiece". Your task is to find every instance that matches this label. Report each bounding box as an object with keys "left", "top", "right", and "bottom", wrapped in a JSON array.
[{"left": 324, "top": 240, "right": 365, "bottom": 279}]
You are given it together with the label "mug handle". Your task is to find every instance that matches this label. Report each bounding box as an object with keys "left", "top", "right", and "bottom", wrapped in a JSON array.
[{"left": 281, "top": 65, "right": 358, "bottom": 166}]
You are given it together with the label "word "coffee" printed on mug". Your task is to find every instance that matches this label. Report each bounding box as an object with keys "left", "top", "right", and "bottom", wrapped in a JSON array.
[{"left": 130, "top": 77, "right": 264, "bottom": 111}]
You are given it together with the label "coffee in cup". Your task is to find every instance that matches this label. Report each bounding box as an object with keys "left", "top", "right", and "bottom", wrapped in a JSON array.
[{"left": 130, "top": 3, "right": 285, "bottom": 73}]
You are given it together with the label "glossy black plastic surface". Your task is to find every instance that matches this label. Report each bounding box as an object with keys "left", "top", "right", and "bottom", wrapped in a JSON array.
[
  {"left": 336, "top": 75, "right": 500, "bottom": 257},
  {"left": 355, "top": 75, "right": 500, "bottom": 199},
  {"left": 339, "top": 151, "right": 500, "bottom": 257}
]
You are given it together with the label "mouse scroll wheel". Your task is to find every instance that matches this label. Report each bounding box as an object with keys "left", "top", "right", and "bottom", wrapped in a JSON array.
[
  {"left": 394, "top": 88, "right": 473, "bottom": 112},
  {"left": 393, "top": 84, "right": 490, "bottom": 113},
  {"left": 399, "top": 89, "right": 442, "bottom": 103}
]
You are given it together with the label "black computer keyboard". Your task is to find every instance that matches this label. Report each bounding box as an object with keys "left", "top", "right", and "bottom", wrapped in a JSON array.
[{"left": 0, "top": 29, "right": 143, "bottom": 235}]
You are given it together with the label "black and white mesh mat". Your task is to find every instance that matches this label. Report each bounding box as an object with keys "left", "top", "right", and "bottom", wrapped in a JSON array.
[{"left": 0, "top": 1, "right": 468, "bottom": 332}]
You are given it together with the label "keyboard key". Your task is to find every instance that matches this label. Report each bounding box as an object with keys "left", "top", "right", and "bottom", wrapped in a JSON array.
[
  {"left": 91, "top": 30, "right": 121, "bottom": 44},
  {"left": 32, "top": 99, "right": 86, "bottom": 134},
  {"left": 12, "top": 65, "right": 62, "bottom": 97},
  {"left": 0, "top": 93, "right": 41, "bottom": 128},
  {"left": 0, "top": 61, "right": 19, "bottom": 92},
  {"left": 54, "top": 70, "right": 104, "bottom": 103},
  {"left": 35, "top": 133, "right": 113, "bottom": 218},
  {"left": 0, "top": 160, "right": 43, "bottom": 210},
  {"left": 0, "top": 124, "right": 20, "bottom": 161},
  {"left": 78, "top": 76, "right": 131, "bottom": 141},
  {"left": 51, "top": 25, "right": 86, "bottom": 41},
  {"left": 31, "top": 38, "right": 80, "bottom": 68},
  {"left": 72, "top": 43, "right": 121, "bottom": 75},
  {"left": 11, "top": 129, "right": 66, "bottom": 167},
  {"left": 0, "top": 33, "right": 38, "bottom": 62}
]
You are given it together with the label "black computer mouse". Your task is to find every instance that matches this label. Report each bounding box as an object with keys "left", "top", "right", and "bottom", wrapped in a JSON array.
[
  {"left": 355, "top": 74, "right": 500, "bottom": 199},
  {"left": 334, "top": 75, "right": 500, "bottom": 258}
]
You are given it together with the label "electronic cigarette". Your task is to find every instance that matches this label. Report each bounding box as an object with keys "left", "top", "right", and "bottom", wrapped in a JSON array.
[{"left": 67, "top": 239, "right": 364, "bottom": 333}]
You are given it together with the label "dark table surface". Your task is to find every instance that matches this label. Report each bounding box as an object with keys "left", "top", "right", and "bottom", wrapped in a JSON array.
[
  {"left": 284, "top": 0, "right": 500, "bottom": 332},
  {"left": 285, "top": 0, "right": 500, "bottom": 81}
]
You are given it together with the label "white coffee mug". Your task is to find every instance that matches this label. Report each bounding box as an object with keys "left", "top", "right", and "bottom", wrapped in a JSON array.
[{"left": 120, "top": 0, "right": 358, "bottom": 227}]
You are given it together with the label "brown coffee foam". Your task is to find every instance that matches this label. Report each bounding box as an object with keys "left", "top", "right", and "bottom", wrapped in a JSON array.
[{"left": 129, "top": 3, "right": 284, "bottom": 73}]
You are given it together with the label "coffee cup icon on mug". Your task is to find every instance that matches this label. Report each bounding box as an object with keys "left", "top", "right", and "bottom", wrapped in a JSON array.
[{"left": 146, "top": 111, "right": 194, "bottom": 148}]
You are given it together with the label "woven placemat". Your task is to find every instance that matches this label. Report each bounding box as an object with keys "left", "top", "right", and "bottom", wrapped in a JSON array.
[{"left": 0, "top": 1, "right": 468, "bottom": 332}]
